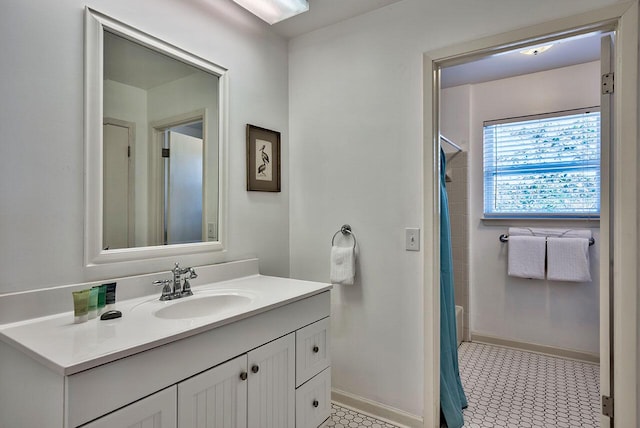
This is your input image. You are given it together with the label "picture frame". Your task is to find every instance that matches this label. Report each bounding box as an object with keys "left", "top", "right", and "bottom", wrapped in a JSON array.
[{"left": 246, "top": 124, "right": 281, "bottom": 192}]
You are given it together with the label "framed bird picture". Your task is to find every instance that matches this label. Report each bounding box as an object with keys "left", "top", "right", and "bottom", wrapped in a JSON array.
[{"left": 246, "top": 124, "right": 281, "bottom": 192}]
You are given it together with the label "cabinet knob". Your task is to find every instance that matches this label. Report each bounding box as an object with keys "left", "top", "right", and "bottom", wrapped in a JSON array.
[
  {"left": 251, "top": 365, "right": 260, "bottom": 373},
  {"left": 312, "top": 346, "right": 319, "bottom": 353},
  {"left": 239, "top": 372, "right": 248, "bottom": 381},
  {"left": 312, "top": 400, "right": 319, "bottom": 408}
]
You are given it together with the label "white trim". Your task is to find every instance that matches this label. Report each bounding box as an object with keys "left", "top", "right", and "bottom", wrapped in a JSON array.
[
  {"left": 84, "top": 8, "right": 229, "bottom": 274},
  {"left": 423, "top": 3, "right": 638, "bottom": 427},
  {"left": 610, "top": 3, "right": 638, "bottom": 427},
  {"left": 470, "top": 334, "right": 600, "bottom": 364},
  {"left": 599, "top": 33, "right": 613, "bottom": 428},
  {"left": 422, "top": 52, "right": 440, "bottom": 428},
  {"left": 483, "top": 105, "right": 600, "bottom": 126},
  {"left": 331, "top": 389, "right": 423, "bottom": 428}
]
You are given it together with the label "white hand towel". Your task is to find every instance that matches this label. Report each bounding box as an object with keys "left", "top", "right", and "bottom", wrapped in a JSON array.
[
  {"left": 547, "top": 237, "right": 591, "bottom": 282},
  {"left": 330, "top": 246, "right": 355, "bottom": 285},
  {"left": 507, "top": 236, "right": 546, "bottom": 280}
]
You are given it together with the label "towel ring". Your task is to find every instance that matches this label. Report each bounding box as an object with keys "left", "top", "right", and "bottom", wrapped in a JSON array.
[{"left": 332, "top": 224, "right": 357, "bottom": 249}]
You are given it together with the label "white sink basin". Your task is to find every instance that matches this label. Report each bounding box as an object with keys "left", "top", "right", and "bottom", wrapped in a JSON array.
[{"left": 153, "top": 292, "right": 254, "bottom": 320}]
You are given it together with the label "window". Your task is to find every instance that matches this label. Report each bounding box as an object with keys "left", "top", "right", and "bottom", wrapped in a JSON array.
[{"left": 483, "top": 108, "right": 600, "bottom": 218}]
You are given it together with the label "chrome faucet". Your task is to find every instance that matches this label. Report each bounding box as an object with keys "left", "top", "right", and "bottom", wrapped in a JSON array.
[
  {"left": 171, "top": 263, "right": 183, "bottom": 295},
  {"left": 153, "top": 263, "right": 197, "bottom": 301}
]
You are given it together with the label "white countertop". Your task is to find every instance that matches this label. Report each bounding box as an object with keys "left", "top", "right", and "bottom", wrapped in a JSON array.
[{"left": 0, "top": 275, "right": 331, "bottom": 376}]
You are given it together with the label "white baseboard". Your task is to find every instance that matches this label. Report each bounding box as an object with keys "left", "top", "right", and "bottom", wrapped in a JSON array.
[
  {"left": 331, "top": 388, "right": 423, "bottom": 428},
  {"left": 470, "top": 333, "right": 600, "bottom": 364}
]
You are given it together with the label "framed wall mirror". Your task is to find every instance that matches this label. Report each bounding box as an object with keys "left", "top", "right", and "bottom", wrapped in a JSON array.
[{"left": 85, "top": 8, "right": 228, "bottom": 266}]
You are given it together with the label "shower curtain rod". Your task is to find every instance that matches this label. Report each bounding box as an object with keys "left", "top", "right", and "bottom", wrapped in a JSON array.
[{"left": 440, "top": 135, "right": 462, "bottom": 152}]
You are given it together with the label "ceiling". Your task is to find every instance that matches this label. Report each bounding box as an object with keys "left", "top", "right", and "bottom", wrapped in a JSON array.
[
  {"left": 268, "top": 1, "right": 603, "bottom": 88},
  {"left": 104, "top": 31, "right": 206, "bottom": 90},
  {"left": 441, "top": 32, "right": 604, "bottom": 88},
  {"left": 271, "top": 0, "right": 404, "bottom": 39}
]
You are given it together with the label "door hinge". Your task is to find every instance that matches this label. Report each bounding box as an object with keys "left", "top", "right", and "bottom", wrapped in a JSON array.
[
  {"left": 162, "top": 148, "right": 170, "bottom": 158},
  {"left": 602, "top": 73, "right": 614, "bottom": 94},
  {"left": 127, "top": 145, "right": 131, "bottom": 158},
  {"left": 602, "top": 395, "right": 614, "bottom": 418}
]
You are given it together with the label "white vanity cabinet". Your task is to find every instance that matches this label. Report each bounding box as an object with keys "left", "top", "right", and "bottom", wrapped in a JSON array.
[
  {"left": 83, "top": 386, "right": 178, "bottom": 428},
  {"left": 0, "top": 287, "right": 331, "bottom": 428}
]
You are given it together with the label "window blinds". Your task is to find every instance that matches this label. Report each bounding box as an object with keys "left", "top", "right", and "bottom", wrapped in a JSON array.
[{"left": 483, "top": 108, "right": 600, "bottom": 218}]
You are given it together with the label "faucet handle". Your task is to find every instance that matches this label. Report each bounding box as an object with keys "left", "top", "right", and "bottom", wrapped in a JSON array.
[
  {"left": 153, "top": 279, "right": 173, "bottom": 300},
  {"left": 181, "top": 267, "right": 196, "bottom": 297},
  {"left": 181, "top": 279, "right": 194, "bottom": 297},
  {"left": 187, "top": 267, "right": 197, "bottom": 279}
]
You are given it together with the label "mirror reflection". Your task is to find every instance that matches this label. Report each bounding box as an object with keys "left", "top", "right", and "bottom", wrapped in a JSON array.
[{"left": 102, "top": 31, "right": 219, "bottom": 250}]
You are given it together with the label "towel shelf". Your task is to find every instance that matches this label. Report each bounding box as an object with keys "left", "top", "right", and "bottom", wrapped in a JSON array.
[
  {"left": 332, "top": 224, "right": 357, "bottom": 249},
  {"left": 499, "top": 233, "right": 594, "bottom": 246}
]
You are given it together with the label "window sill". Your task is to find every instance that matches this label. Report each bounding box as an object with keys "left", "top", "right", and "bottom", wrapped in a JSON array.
[{"left": 481, "top": 217, "right": 600, "bottom": 227}]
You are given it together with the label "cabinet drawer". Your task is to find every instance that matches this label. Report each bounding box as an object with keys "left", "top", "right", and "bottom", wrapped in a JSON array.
[
  {"left": 295, "top": 368, "right": 331, "bottom": 428},
  {"left": 295, "top": 317, "right": 330, "bottom": 386},
  {"left": 81, "top": 386, "right": 177, "bottom": 428}
]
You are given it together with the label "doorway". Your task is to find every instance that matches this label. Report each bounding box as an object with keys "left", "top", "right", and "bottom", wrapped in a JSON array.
[
  {"left": 161, "top": 122, "right": 204, "bottom": 245},
  {"left": 442, "top": 31, "right": 605, "bottom": 426},
  {"left": 149, "top": 112, "right": 206, "bottom": 246},
  {"left": 422, "top": 5, "right": 638, "bottom": 427}
]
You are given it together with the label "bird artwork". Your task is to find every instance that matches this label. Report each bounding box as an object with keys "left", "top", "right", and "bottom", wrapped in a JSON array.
[{"left": 257, "top": 144, "right": 270, "bottom": 177}]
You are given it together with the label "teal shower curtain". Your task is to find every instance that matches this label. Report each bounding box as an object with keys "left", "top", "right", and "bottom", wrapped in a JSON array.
[{"left": 440, "top": 149, "right": 467, "bottom": 427}]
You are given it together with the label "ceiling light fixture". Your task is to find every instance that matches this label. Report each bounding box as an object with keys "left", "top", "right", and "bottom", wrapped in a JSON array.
[
  {"left": 232, "top": 0, "right": 309, "bottom": 25},
  {"left": 520, "top": 45, "right": 554, "bottom": 56}
]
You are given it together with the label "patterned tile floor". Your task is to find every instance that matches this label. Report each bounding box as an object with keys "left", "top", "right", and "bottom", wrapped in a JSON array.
[
  {"left": 458, "top": 342, "right": 601, "bottom": 428},
  {"left": 322, "top": 403, "right": 402, "bottom": 428},
  {"left": 325, "top": 342, "right": 600, "bottom": 428}
]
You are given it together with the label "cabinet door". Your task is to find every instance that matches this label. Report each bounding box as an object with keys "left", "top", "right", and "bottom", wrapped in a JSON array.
[
  {"left": 82, "top": 386, "right": 177, "bottom": 428},
  {"left": 247, "top": 333, "right": 295, "bottom": 428},
  {"left": 178, "top": 354, "right": 248, "bottom": 428}
]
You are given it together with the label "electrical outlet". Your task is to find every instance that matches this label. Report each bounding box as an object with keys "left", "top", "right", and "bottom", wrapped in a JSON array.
[{"left": 405, "top": 228, "right": 420, "bottom": 251}]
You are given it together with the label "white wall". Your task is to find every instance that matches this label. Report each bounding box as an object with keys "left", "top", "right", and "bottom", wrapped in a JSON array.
[
  {"left": 289, "top": 0, "right": 623, "bottom": 417},
  {"left": 0, "top": 0, "right": 290, "bottom": 293},
  {"left": 443, "top": 62, "right": 601, "bottom": 355}
]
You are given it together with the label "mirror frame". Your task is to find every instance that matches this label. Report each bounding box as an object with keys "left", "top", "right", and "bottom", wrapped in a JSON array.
[{"left": 84, "top": 7, "right": 228, "bottom": 266}]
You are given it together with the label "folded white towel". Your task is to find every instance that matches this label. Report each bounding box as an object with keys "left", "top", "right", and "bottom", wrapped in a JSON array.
[
  {"left": 507, "top": 236, "right": 546, "bottom": 280},
  {"left": 547, "top": 237, "right": 591, "bottom": 282},
  {"left": 330, "top": 246, "right": 355, "bottom": 285}
]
